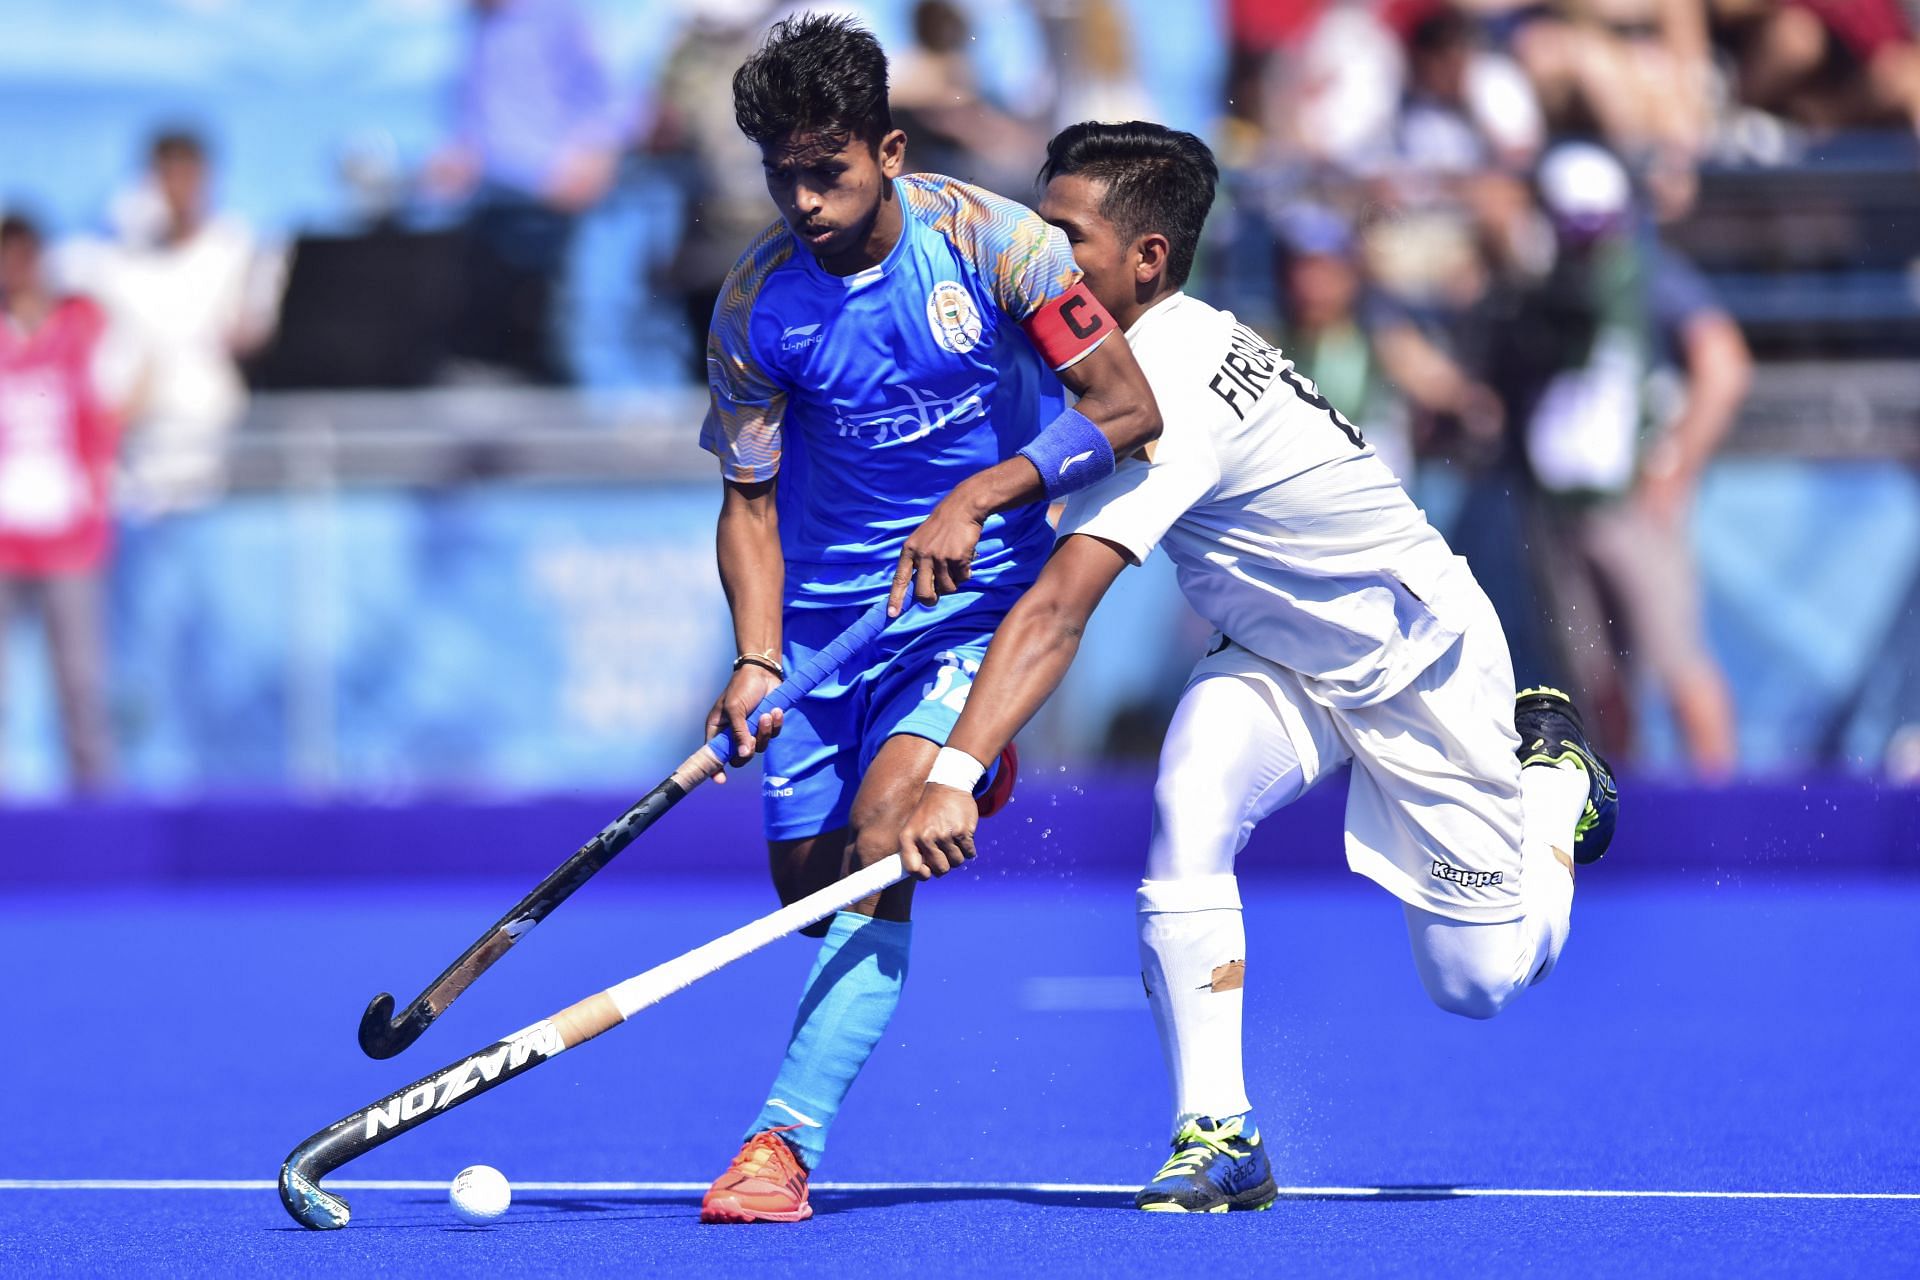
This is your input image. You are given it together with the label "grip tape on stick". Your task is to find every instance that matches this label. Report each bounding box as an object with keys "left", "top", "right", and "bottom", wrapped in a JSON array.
[{"left": 703, "top": 599, "right": 893, "bottom": 764}]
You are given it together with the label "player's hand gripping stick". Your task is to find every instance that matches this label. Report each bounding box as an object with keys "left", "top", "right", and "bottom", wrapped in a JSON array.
[
  {"left": 355, "top": 599, "right": 895, "bottom": 1059},
  {"left": 284, "top": 854, "right": 911, "bottom": 1229}
]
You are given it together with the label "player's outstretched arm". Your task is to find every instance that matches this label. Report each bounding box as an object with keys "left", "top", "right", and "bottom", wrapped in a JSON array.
[
  {"left": 896, "top": 533, "right": 1131, "bottom": 878},
  {"left": 889, "top": 339, "right": 1160, "bottom": 615},
  {"left": 1055, "top": 335, "right": 1163, "bottom": 459},
  {"left": 707, "top": 478, "right": 786, "bottom": 774}
]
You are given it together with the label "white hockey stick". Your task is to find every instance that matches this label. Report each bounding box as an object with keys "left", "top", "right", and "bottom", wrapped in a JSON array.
[{"left": 281, "top": 854, "right": 908, "bottom": 1229}]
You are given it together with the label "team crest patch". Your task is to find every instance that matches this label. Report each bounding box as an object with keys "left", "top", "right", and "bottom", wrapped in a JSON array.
[{"left": 926, "top": 280, "right": 984, "bottom": 354}]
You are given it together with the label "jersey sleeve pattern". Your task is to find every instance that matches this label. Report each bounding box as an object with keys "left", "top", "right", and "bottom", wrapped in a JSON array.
[
  {"left": 699, "top": 222, "right": 796, "bottom": 482},
  {"left": 900, "top": 174, "right": 1112, "bottom": 370},
  {"left": 900, "top": 174, "right": 1078, "bottom": 321}
]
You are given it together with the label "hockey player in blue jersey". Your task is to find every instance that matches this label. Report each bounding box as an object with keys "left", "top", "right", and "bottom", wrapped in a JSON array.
[{"left": 694, "top": 16, "right": 1161, "bottom": 1223}]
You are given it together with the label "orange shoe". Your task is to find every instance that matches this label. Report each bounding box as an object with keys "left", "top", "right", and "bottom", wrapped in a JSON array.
[
  {"left": 974, "top": 742, "right": 1019, "bottom": 820},
  {"left": 700, "top": 1127, "right": 813, "bottom": 1224}
]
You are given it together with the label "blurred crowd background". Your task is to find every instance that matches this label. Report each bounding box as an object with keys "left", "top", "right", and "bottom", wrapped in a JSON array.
[{"left": 2, "top": 0, "right": 1918, "bottom": 802}]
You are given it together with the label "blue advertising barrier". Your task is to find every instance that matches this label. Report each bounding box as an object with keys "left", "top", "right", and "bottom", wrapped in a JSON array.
[
  {"left": 3, "top": 773, "right": 1912, "bottom": 887},
  {"left": 2, "top": 460, "right": 1918, "bottom": 796}
]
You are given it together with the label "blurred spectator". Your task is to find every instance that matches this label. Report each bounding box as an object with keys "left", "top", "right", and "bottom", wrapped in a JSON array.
[
  {"left": 1395, "top": 4, "right": 1546, "bottom": 174},
  {"left": 1278, "top": 1, "right": 1546, "bottom": 176},
  {"left": 1717, "top": 0, "right": 1920, "bottom": 135},
  {"left": 58, "top": 130, "right": 283, "bottom": 515},
  {"left": 1038, "top": 0, "right": 1155, "bottom": 127},
  {"left": 1534, "top": 2, "right": 1712, "bottom": 218},
  {"left": 890, "top": 1, "right": 1043, "bottom": 192},
  {"left": 1223, "top": 0, "right": 1341, "bottom": 162},
  {"left": 0, "top": 214, "right": 118, "bottom": 792},
  {"left": 1500, "top": 2, "right": 1712, "bottom": 150},
  {"left": 427, "top": 0, "right": 624, "bottom": 384},
  {"left": 1320, "top": 7, "right": 1546, "bottom": 312},
  {"left": 1272, "top": 204, "right": 1420, "bottom": 480},
  {"left": 1260, "top": 1, "right": 1406, "bottom": 170},
  {"left": 1633, "top": 236, "right": 1747, "bottom": 769},
  {"left": 649, "top": 1, "right": 776, "bottom": 382},
  {"left": 1503, "top": 141, "right": 1738, "bottom": 772}
]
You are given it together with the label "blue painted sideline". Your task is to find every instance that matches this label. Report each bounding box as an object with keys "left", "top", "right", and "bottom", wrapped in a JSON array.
[{"left": 0, "top": 772, "right": 1913, "bottom": 886}]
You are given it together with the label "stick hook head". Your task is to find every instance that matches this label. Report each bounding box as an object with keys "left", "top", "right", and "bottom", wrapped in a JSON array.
[{"left": 356, "top": 991, "right": 418, "bottom": 1059}]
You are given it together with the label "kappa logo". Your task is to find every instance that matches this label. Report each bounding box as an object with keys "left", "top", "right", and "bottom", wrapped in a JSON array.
[
  {"left": 364, "top": 1021, "right": 564, "bottom": 1139},
  {"left": 764, "top": 774, "right": 795, "bottom": 798},
  {"left": 926, "top": 280, "right": 984, "bottom": 354},
  {"left": 1430, "top": 859, "right": 1504, "bottom": 889},
  {"left": 781, "top": 322, "right": 823, "bottom": 353}
]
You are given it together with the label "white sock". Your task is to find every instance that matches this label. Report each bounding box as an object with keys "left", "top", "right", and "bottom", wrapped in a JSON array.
[
  {"left": 1517, "top": 762, "right": 1586, "bottom": 985},
  {"left": 1137, "top": 874, "right": 1252, "bottom": 1128}
]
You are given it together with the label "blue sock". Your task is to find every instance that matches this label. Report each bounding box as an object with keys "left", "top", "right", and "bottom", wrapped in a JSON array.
[{"left": 747, "top": 911, "right": 911, "bottom": 1170}]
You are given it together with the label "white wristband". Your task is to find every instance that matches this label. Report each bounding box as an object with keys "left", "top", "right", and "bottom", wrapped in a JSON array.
[{"left": 927, "top": 746, "right": 987, "bottom": 794}]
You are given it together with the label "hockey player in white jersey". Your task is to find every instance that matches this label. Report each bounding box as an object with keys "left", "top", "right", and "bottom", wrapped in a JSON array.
[{"left": 889, "top": 122, "right": 1620, "bottom": 1213}]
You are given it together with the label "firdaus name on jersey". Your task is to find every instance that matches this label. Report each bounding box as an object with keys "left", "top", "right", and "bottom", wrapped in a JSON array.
[{"left": 1208, "top": 325, "right": 1282, "bottom": 421}]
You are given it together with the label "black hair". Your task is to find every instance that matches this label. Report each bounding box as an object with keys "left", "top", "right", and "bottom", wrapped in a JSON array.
[
  {"left": 733, "top": 13, "right": 893, "bottom": 149},
  {"left": 1409, "top": 8, "right": 1476, "bottom": 54},
  {"left": 913, "top": 1, "right": 968, "bottom": 54},
  {"left": 0, "top": 211, "right": 41, "bottom": 248},
  {"left": 1039, "top": 121, "right": 1218, "bottom": 288},
  {"left": 150, "top": 128, "right": 208, "bottom": 164}
]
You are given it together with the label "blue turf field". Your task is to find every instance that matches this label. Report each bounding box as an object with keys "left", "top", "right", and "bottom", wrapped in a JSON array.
[{"left": 2, "top": 853, "right": 1917, "bottom": 1276}]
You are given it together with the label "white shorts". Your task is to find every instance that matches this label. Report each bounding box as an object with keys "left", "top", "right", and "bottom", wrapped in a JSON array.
[{"left": 1171, "top": 591, "right": 1525, "bottom": 923}]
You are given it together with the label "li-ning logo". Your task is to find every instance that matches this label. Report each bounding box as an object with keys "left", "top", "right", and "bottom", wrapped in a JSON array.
[
  {"left": 1431, "top": 860, "right": 1503, "bottom": 889},
  {"left": 781, "top": 322, "right": 823, "bottom": 353},
  {"left": 364, "top": 1021, "right": 564, "bottom": 1138},
  {"left": 764, "top": 774, "right": 795, "bottom": 798}
]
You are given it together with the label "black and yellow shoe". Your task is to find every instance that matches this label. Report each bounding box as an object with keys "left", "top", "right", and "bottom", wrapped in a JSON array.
[
  {"left": 1515, "top": 687, "right": 1618, "bottom": 863},
  {"left": 1134, "top": 1114, "right": 1277, "bottom": 1213}
]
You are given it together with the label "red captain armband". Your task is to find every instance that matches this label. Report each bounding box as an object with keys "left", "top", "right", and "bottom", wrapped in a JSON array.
[{"left": 1021, "top": 281, "right": 1114, "bottom": 370}]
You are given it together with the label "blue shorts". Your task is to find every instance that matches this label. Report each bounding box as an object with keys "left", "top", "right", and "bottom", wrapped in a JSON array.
[{"left": 761, "top": 585, "right": 1020, "bottom": 842}]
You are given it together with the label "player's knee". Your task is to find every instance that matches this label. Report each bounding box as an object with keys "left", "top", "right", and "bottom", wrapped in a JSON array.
[
  {"left": 771, "top": 866, "right": 833, "bottom": 936},
  {"left": 770, "top": 863, "right": 810, "bottom": 908},
  {"left": 846, "top": 821, "right": 899, "bottom": 872},
  {"left": 1147, "top": 773, "right": 1239, "bottom": 882},
  {"left": 1419, "top": 958, "right": 1517, "bottom": 1021}
]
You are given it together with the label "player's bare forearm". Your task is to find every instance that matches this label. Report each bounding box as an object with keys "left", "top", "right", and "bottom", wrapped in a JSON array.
[
  {"left": 716, "top": 478, "right": 783, "bottom": 654},
  {"left": 941, "top": 340, "right": 1164, "bottom": 522},
  {"left": 887, "top": 342, "right": 1158, "bottom": 614},
  {"left": 710, "top": 478, "right": 786, "bottom": 766},
  {"left": 1641, "top": 313, "right": 1750, "bottom": 523},
  {"left": 942, "top": 343, "right": 1163, "bottom": 518},
  {"left": 944, "top": 534, "right": 1130, "bottom": 763},
  {"left": 913, "top": 343, "right": 1152, "bottom": 533},
  {"left": 1060, "top": 335, "right": 1162, "bottom": 459},
  {"left": 899, "top": 536, "right": 1128, "bottom": 877},
  {"left": 1669, "top": 312, "right": 1751, "bottom": 472}
]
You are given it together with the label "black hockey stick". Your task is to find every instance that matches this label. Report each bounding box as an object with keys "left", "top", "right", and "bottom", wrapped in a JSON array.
[
  {"left": 355, "top": 599, "right": 893, "bottom": 1059},
  {"left": 284, "top": 855, "right": 909, "bottom": 1228}
]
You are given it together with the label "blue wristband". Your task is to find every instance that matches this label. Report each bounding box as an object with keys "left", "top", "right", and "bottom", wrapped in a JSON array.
[{"left": 1017, "top": 406, "right": 1116, "bottom": 501}]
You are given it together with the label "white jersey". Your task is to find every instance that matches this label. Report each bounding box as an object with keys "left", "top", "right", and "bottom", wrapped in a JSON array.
[{"left": 1057, "top": 291, "right": 1482, "bottom": 708}]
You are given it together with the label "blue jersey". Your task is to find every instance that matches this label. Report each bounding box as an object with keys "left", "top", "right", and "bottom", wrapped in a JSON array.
[{"left": 700, "top": 173, "right": 1109, "bottom": 609}]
